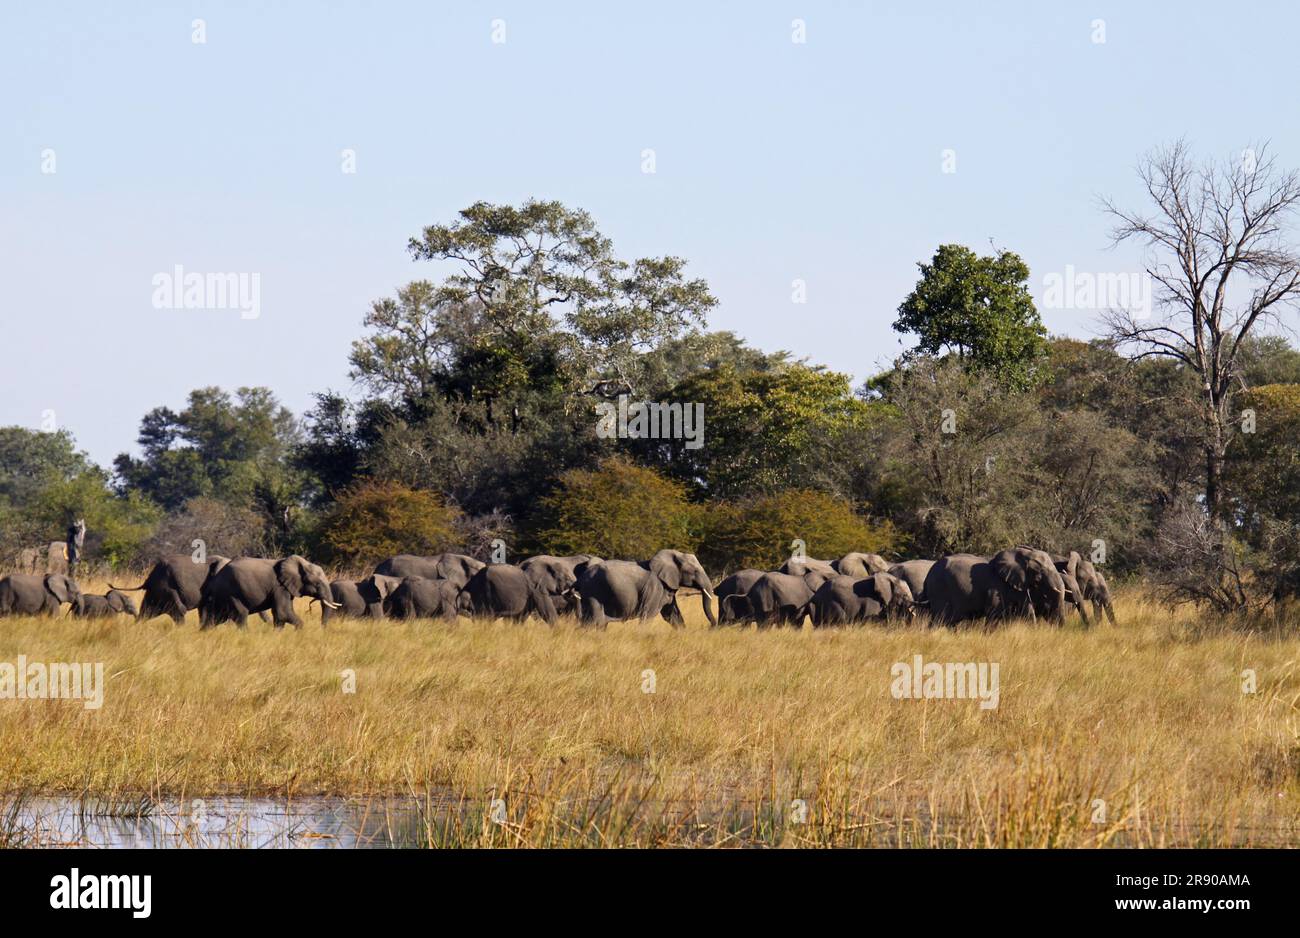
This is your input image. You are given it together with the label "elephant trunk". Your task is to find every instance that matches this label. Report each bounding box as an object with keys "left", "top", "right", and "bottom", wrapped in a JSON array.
[
  {"left": 700, "top": 589, "right": 717, "bottom": 627},
  {"left": 1104, "top": 600, "right": 1117, "bottom": 625}
]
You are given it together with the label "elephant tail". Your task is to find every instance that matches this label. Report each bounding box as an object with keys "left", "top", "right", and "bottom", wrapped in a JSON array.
[{"left": 108, "top": 579, "right": 148, "bottom": 591}]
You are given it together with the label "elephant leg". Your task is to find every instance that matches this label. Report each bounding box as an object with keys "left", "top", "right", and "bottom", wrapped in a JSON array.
[
  {"left": 163, "top": 589, "right": 187, "bottom": 624},
  {"left": 272, "top": 595, "right": 301, "bottom": 629},
  {"left": 662, "top": 598, "right": 685, "bottom": 628},
  {"left": 580, "top": 595, "right": 607, "bottom": 629},
  {"left": 227, "top": 599, "right": 249, "bottom": 628}
]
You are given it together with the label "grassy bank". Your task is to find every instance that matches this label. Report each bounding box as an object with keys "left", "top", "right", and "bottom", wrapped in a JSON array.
[{"left": 0, "top": 582, "right": 1296, "bottom": 846}]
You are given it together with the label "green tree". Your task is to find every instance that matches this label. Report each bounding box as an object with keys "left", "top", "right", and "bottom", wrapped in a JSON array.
[
  {"left": 26, "top": 470, "right": 162, "bottom": 567},
  {"left": 876, "top": 356, "right": 1150, "bottom": 561},
  {"left": 660, "top": 364, "right": 873, "bottom": 500},
  {"left": 893, "top": 244, "right": 1046, "bottom": 389},
  {"left": 115, "top": 387, "right": 306, "bottom": 544},
  {"left": 406, "top": 200, "right": 717, "bottom": 400}
]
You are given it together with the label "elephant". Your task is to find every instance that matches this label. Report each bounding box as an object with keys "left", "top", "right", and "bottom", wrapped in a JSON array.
[
  {"left": 76, "top": 589, "right": 138, "bottom": 619},
  {"left": 111, "top": 553, "right": 239, "bottom": 624},
  {"left": 575, "top": 550, "right": 716, "bottom": 628},
  {"left": 198, "top": 555, "right": 338, "bottom": 629},
  {"left": 1042, "top": 551, "right": 1092, "bottom": 626},
  {"left": 888, "top": 560, "right": 935, "bottom": 606},
  {"left": 0, "top": 574, "right": 83, "bottom": 616},
  {"left": 463, "top": 564, "right": 558, "bottom": 624},
  {"left": 715, "top": 569, "right": 765, "bottom": 624},
  {"left": 387, "top": 577, "right": 463, "bottom": 621},
  {"left": 803, "top": 573, "right": 914, "bottom": 626},
  {"left": 319, "top": 574, "right": 404, "bottom": 624},
  {"left": 519, "top": 554, "right": 601, "bottom": 616},
  {"left": 373, "top": 553, "right": 485, "bottom": 590},
  {"left": 1053, "top": 552, "right": 1116, "bottom": 624},
  {"left": 777, "top": 557, "right": 836, "bottom": 583},
  {"left": 726, "top": 572, "right": 818, "bottom": 627},
  {"left": 924, "top": 548, "right": 1066, "bottom": 628},
  {"left": 832, "top": 552, "right": 890, "bottom": 578}
]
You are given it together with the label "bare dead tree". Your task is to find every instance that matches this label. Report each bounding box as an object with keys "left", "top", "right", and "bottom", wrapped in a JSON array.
[{"left": 1102, "top": 140, "right": 1300, "bottom": 516}]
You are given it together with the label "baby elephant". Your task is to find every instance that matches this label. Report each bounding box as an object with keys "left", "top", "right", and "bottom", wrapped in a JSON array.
[
  {"left": 387, "top": 577, "right": 464, "bottom": 621},
  {"left": 76, "top": 589, "right": 139, "bottom": 619}
]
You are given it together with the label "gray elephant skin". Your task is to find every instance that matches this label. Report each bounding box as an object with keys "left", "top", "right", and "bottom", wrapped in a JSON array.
[
  {"left": 0, "top": 574, "right": 83, "bottom": 616},
  {"left": 320, "top": 574, "right": 403, "bottom": 624},
  {"left": 387, "top": 577, "right": 463, "bottom": 621},
  {"left": 777, "top": 557, "right": 837, "bottom": 582},
  {"left": 715, "top": 569, "right": 764, "bottom": 624},
  {"left": 576, "top": 550, "right": 716, "bottom": 628},
  {"left": 888, "top": 560, "right": 935, "bottom": 605},
  {"left": 463, "top": 564, "right": 558, "bottom": 624},
  {"left": 1053, "top": 552, "right": 1115, "bottom": 624},
  {"left": 924, "top": 548, "right": 1066, "bottom": 627},
  {"left": 804, "top": 573, "right": 914, "bottom": 626},
  {"left": 111, "top": 553, "right": 237, "bottom": 624},
  {"left": 519, "top": 554, "right": 600, "bottom": 616},
  {"left": 727, "top": 571, "right": 819, "bottom": 627},
  {"left": 832, "top": 552, "right": 890, "bottom": 577},
  {"left": 76, "top": 589, "right": 139, "bottom": 619},
  {"left": 373, "top": 553, "right": 485, "bottom": 589},
  {"left": 199, "top": 555, "right": 338, "bottom": 629}
]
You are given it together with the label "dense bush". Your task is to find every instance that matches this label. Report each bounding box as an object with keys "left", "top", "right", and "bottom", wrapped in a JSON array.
[
  {"left": 314, "top": 480, "right": 462, "bottom": 569},
  {"left": 530, "top": 457, "right": 700, "bottom": 559},
  {"left": 699, "top": 490, "right": 900, "bottom": 574}
]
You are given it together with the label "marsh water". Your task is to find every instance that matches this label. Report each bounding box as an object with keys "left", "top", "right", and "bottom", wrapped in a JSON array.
[
  {"left": 9, "top": 794, "right": 1293, "bottom": 848},
  {"left": 11, "top": 795, "right": 443, "bottom": 848}
]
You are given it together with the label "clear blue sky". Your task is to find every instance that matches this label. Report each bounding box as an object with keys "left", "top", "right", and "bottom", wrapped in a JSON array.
[{"left": 4, "top": 1, "right": 1298, "bottom": 466}]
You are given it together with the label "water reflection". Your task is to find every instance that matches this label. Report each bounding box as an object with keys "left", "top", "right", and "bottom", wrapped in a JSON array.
[{"left": 14, "top": 796, "right": 435, "bottom": 848}]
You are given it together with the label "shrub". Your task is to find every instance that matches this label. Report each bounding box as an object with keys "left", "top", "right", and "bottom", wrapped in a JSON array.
[
  {"left": 141, "top": 496, "right": 271, "bottom": 563},
  {"left": 316, "top": 480, "right": 462, "bottom": 569},
  {"left": 530, "top": 457, "right": 700, "bottom": 559},
  {"left": 699, "top": 489, "right": 899, "bottom": 574}
]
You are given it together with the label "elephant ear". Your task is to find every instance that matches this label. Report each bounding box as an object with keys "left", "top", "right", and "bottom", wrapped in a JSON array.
[
  {"left": 991, "top": 550, "right": 1029, "bottom": 591},
  {"left": 649, "top": 551, "right": 682, "bottom": 591},
  {"left": 107, "top": 591, "right": 126, "bottom": 612},
  {"left": 45, "top": 574, "right": 79, "bottom": 602},
  {"left": 44, "top": 575, "right": 73, "bottom": 604},
  {"left": 276, "top": 556, "right": 307, "bottom": 596},
  {"left": 372, "top": 575, "right": 401, "bottom": 600}
]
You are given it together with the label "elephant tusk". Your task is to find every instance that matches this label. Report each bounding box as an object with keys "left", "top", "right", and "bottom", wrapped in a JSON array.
[{"left": 322, "top": 599, "right": 342, "bottom": 609}]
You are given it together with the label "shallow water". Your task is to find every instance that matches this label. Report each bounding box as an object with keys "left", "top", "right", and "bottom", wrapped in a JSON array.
[{"left": 12, "top": 796, "right": 438, "bottom": 848}]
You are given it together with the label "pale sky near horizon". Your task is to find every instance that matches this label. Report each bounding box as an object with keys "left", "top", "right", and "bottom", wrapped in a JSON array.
[{"left": 4, "top": 1, "right": 1299, "bottom": 467}]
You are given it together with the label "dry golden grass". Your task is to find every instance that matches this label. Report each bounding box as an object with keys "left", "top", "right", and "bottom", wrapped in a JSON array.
[{"left": 0, "top": 581, "right": 1297, "bottom": 846}]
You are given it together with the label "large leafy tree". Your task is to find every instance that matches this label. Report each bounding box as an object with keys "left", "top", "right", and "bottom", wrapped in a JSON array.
[
  {"left": 893, "top": 244, "right": 1046, "bottom": 389},
  {"left": 404, "top": 200, "right": 717, "bottom": 401},
  {"left": 115, "top": 387, "right": 305, "bottom": 544},
  {"left": 0, "top": 427, "right": 159, "bottom": 565}
]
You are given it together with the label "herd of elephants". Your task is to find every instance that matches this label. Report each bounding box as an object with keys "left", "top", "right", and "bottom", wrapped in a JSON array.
[{"left": 0, "top": 545, "right": 1117, "bottom": 629}]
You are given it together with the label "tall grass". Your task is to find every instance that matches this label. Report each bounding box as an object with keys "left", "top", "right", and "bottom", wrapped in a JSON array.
[{"left": 0, "top": 582, "right": 1296, "bottom": 846}]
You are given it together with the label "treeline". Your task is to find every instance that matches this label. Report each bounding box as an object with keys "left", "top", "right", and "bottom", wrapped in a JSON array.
[{"left": 5, "top": 158, "right": 1300, "bottom": 613}]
